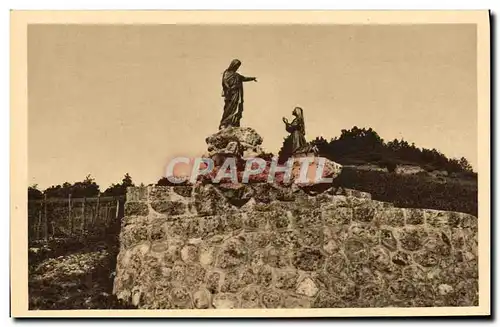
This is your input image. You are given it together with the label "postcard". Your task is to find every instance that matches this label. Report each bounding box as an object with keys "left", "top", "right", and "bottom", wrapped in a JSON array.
[{"left": 10, "top": 10, "right": 490, "bottom": 317}]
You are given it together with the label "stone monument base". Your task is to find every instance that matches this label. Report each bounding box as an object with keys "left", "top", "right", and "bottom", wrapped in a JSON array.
[{"left": 112, "top": 184, "right": 478, "bottom": 309}]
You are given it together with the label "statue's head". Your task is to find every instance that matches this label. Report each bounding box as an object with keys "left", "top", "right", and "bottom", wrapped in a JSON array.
[
  {"left": 227, "top": 59, "right": 241, "bottom": 72},
  {"left": 293, "top": 107, "right": 303, "bottom": 117}
]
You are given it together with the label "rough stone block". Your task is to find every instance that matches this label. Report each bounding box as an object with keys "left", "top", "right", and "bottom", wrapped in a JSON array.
[
  {"left": 216, "top": 237, "right": 249, "bottom": 269},
  {"left": 344, "top": 238, "right": 369, "bottom": 264},
  {"left": 264, "top": 247, "right": 291, "bottom": 268},
  {"left": 391, "top": 250, "right": 412, "bottom": 266},
  {"left": 406, "top": 208, "right": 424, "bottom": 225},
  {"left": 461, "top": 213, "right": 478, "bottom": 230},
  {"left": 300, "top": 228, "right": 323, "bottom": 247},
  {"left": 239, "top": 287, "right": 260, "bottom": 308},
  {"left": 387, "top": 279, "right": 417, "bottom": 305},
  {"left": 323, "top": 207, "right": 352, "bottom": 226},
  {"left": 127, "top": 186, "right": 148, "bottom": 202},
  {"left": 283, "top": 295, "right": 310, "bottom": 308},
  {"left": 221, "top": 268, "right": 254, "bottom": 293},
  {"left": 150, "top": 200, "right": 187, "bottom": 217},
  {"left": 428, "top": 210, "right": 466, "bottom": 229},
  {"left": 212, "top": 293, "right": 239, "bottom": 309},
  {"left": 193, "top": 184, "right": 231, "bottom": 216},
  {"left": 243, "top": 231, "right": 272, "bottom": 251},
  {"left": 313, "top": 290, "right": 343, "bottom": 308},
  {"left": 399, "top": 227, "right": 428, "bottom": 252},
  {"left": 255, "top": 265, "right": 273, "bottom": 288},
  {"left": 275, "top": 270, "right": 299, "bottom": 290},
  {"left": 292, "top": 208, "right": 323, "bottom": 228},
  {"left": 148, "top": 218, "right": 167, "bottom": 242},
  {"left": 423, "top": 231, "right": 453, "bottom": 258},
  {"left": 359, "top": 283, "right": 389, "bottom": 307},
  {"left": 377, "top": 207, "right": 405, "bottom": 227},
  {"left": 271, "top": 230, "right": 301, "bottom": 250},
  {"left": 169, "top": 287, "right": 192, "bottom": 309},
  {"left": 165, "top": 216, "right": 203, "bottom": 239},
  {"left": 265, "top": 209, "right": 290, "bottom": 230},
  {"left": 348, "top": 224, "right": 380, "bottom": 246},
  {"left": 331, "top": 278, "right": 360, "bottom": 305},
  {"left": 222, "top": 212, "right": 244, "bottom": 232},
  {"left": 293, "top": 247, "right": 325, "bottom": 271},
  {"left": 324, "top": 253, "right": 348, "bottom": 277},
  {"left": 180, "top": 244, "right": 199, "bottom": 263},
  {"left": 173, "top": 185, "right": 193, "bottom": 197},
  {"left": 261, "top": 291, "right": 282, "bottom": 308},
  {"left": 124, "top": 201, "right": 149, "bottom": 217},
  {"left": 199, "top": 245, "right": 216, "bottom": 267},
  {"left": 206, "top": 271, "right": 222, "bottom": 294},
  {"left": 244, "top": 211, "right": 268, "bottom": 230},
  {"left": 252, "top": 183, "right": 281, "bottom": 203},
  {"left": 218, "top": 183, "right": 254, "bottom": 207},
  {"left": 380, "top": 228, "right": 398, "bottom": 251},
  {"left": 193, "top": 288, "right": 211, "bottom": 309},
  {"left": 120, "top": 223, "right": 149, "bottom": 248},
  {"left": 296, "top": 277, "right": 319, "bottom": 297},
  {"left": 413, "top": 249, "right": 439, "bottom": 267},
  {"left": 353, "top": 204, "right": 376, "bottom": 223},
  {"left": 148, "top": 186, "right": 173, "bottom": 202},
  {"left": 369, "top": 246, "right": 392, "bottom": 271}
]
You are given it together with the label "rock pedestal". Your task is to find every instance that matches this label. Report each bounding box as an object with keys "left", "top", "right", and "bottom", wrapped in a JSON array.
[{"left": 205, "top": 126, "right": 265, "bottom": 160}]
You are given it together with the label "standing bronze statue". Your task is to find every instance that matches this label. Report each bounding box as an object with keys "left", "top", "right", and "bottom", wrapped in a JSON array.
[
  {"left": 283, "top": 107, "right": 312, "bottom": 154},
  {"left": 219, "top": 59, "right": 257, "bottom": 129}
]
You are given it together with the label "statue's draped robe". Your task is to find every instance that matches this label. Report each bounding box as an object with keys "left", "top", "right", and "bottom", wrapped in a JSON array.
[
  {"left": 285, "top": 118, "right": 309, "bottom": 154},
  {"left": 220, "top": 71, "right": 253, "bottom": 129}
]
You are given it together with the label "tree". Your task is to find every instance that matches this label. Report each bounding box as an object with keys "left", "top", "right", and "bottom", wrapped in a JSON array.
[
  {"left": 44, "top": 175, "right": 101, "bottom": 198},
  {"left": 103, "top": 173, "right": 135, "bottom": 196},
  {"left": 71, "top": 174, "right": 100, "bottom": 197},
  {"left": 459, "top": 157, "right": 473, "bottom": 172},
  {"left": 445, "top": 159, "right": 462, "bottom": 174},
  {"left": 28, "top": 184, "right": 43, "bottom": 200},
  {"left": 122, "top": 173, "right": 134, "bottom": 188}
]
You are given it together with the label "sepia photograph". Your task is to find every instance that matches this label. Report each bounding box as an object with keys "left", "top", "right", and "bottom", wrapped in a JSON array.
[{"left": 10, "top": 10, "right": 490, "bottom": 317}]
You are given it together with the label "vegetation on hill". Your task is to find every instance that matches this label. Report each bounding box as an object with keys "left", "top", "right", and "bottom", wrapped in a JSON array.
[{"left": 279, "top": 126, "right": 475, "bottom": 175}]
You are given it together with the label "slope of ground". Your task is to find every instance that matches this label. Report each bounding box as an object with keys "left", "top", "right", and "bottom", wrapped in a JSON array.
[{"left": 333, "top": 167, "right": 477, "bottom": 216}]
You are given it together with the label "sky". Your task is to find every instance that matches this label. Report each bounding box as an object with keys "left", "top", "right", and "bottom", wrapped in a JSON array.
[{"left": 28, "top": 24, "right": 477, "bottom": 189}]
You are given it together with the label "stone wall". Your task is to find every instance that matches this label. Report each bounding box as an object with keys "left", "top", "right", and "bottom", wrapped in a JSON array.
[{"left": 113, "top": 184, "right": 478, "bottom": 309}]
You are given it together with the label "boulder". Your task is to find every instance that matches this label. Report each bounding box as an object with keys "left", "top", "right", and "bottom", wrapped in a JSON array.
[{"left": 205, "top": 127, "right": 265, "bottom": 161}]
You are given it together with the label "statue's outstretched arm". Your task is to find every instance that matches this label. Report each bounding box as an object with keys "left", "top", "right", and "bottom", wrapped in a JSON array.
[{"left": 240, "top": 75, "right": 257, "bottom": 82}]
